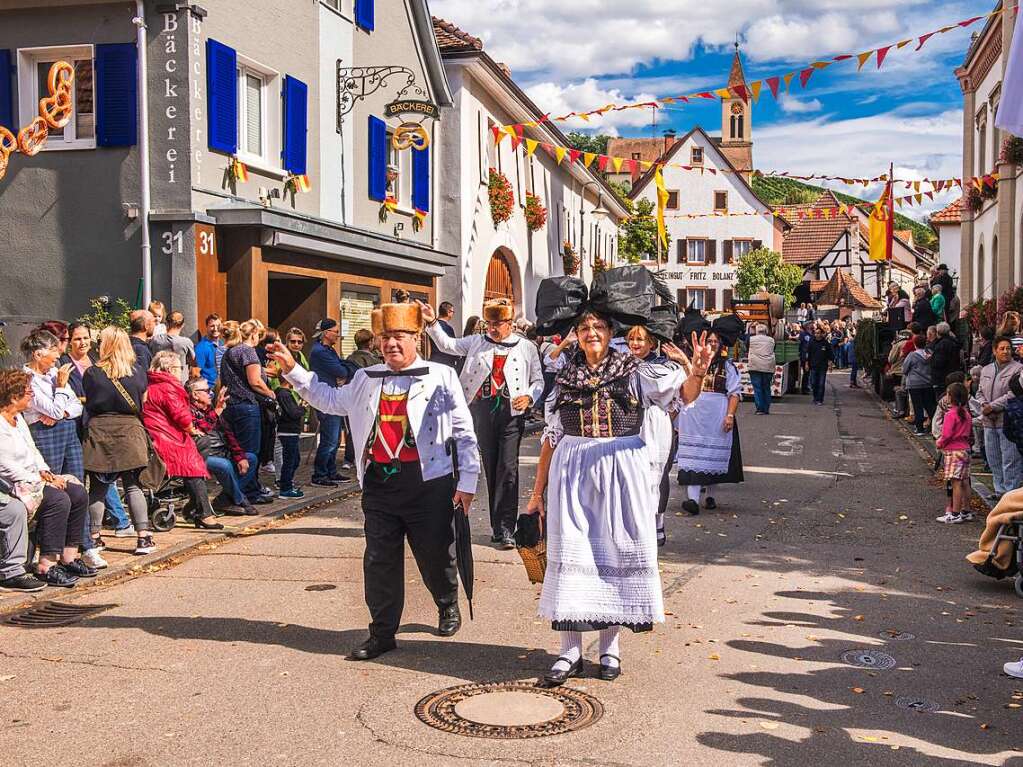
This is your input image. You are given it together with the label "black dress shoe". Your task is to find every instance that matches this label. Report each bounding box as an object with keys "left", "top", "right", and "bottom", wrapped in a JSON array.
[
  {"left": 598, "top": 654, "right": 622, "bottom": 681},
  {"left": 348, "top": 636, "right": 397, "bottom": 661},
  {"left": 537, "top": 656, "right": 583, "bottom": 688},
  {"left": 194, "top": 516, "right": 224, "bottom": 530},
  {"left": 704, "top": 496, "right": 717, "bottom": 510},
  {"left": 682, "top": 499, "right": 700, "bottom": 516},
  {"left": 438, "top": 605, "right": 462, "bottom": 637}
]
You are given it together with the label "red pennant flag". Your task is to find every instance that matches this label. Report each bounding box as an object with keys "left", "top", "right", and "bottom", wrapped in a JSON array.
[
  {"left": 627, "top": 159, "right": 638, "bottom": 175},
  {"left": 876, "top": 45, "right": 893, "bottom": 68},
  {"left": 680, "top": 96, "right": 690, "bottom": 104},
  {"left": 766, "top": 76, "right": 781, "bottom": 99},
  {"left": 568, "top": 149, "right": 582, "bottom": 164},
  {"left": 959, "top": 16, "right": 983, "bottom": 28},
  {"left": 597, "top": 155, "right": 609, "bottom": 172},
  {"left": 510, "top": 125, "right": 523, "bottom": 151},
  {"left": 833, "top": 54, "right": 853, "bottom": 62},
  {"left": 926, "top": 191, "right": 934, "bottom": 200},
  {"left": 698, "top": 92, "right": 715, "bottom": 100},
  {"left": 490, "top": 125, "right": 501, "bottom": 142},
  {"left": 916, "top": 32, "right": 936, "bottom": 50},
  {"left": 799, "top": 68, "right": 814, "bottom": 88},
  {"left": 731, "top": 84, "right": 749, "bottom": 101}
]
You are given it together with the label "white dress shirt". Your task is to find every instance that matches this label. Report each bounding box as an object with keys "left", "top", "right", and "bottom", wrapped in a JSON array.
[
  {"left": 425, "top": 325, "right": 544, "bottom": 416},
  {"left": 0, "top": 413, "right": 50, "bottom": 485},
  {"left": 284, "top": 357, "right": 480, "bottom": 494},
  {"left": 22, "top": 366, "right": 83, "bottom": 426}
]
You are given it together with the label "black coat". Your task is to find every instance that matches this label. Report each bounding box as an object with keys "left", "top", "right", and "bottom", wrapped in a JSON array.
[
  {"left": 912, "top": 297, "right": 939, "bottom": 330},
  {"left": 931, "top": 272, "right": 955, "bottom": 302},
  {"left": 930, "top": 335, "right": 962, "bottom": 387},
  {"left": 807, "top": 338, "right": 833, "bottom": 369}
]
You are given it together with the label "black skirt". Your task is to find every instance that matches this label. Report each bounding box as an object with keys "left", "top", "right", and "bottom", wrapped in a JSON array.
[
  {"left": 552, "top": 619, "right": 652, "bottom": 633},
  {"left": 676, "top": 420, "right": 744, "bottom": 486}
]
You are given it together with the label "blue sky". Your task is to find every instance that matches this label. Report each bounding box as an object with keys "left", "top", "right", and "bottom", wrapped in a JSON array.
[{"left": 430, "top": 0, "right": 1001, "bottom": 218}]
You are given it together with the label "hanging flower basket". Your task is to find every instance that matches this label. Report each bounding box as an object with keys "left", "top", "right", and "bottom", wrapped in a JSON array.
[
  {"left": 981, "top": 178, "right": 998, "bottom": 200},
  {"left": 562, "top": 241, "right": 579, "bottom": 276},
  {"left": 1000, "top": 135, "right": 1023, "bottom": 166},
  {"left": 966, "top": 185, "right": 984, "bottom": 212},
  {"left": 524, "top": 192, "right": 547, "bottom": 232},
  {"left": 592, "top": 254, "right": 609, "bottom": 274},
  {"left": 488, "top": 168, "right": 515, "bottom": 225}
]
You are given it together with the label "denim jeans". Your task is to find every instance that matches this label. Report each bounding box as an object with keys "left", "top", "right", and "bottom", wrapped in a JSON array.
[
  {"left": 848, "top": 344, "right": 859, "bottom": 385},
  {"left": 223, "top": 403, "right": 261, "bottom": 497},
  {"left": 810, "top": 367, "right": 828, "bottom": 403},
  {"left": 279, "top": 436, "right": 301, "bottom": 491},
  {"left": 749, "top": 371, "right": 773, "bottom": 414},
  {"left": 313, "top": 412, "right": 342, "bottom": 481},
  {"left": 104, "top": 483, "right": 131, "bottom": 529},
  {"left": 908, "top": 387, "right": 936, "bottom": 432},
  {"left": 206, "top": 452, "right": 258, "bottom": 505},
  {"left": 984, "top": 427, "right": 1023, "bottom": 495}
]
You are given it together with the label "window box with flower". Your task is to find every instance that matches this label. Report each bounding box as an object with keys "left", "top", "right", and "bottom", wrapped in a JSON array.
[
  {"left": 562, "top": 241, "right": 579, "bottom": 276},
  {"left": 488, "top": 168, "right": 515, "bottom": 225},
  {"left": 524, "top": 192, "right": 547, "bottom": 232}
]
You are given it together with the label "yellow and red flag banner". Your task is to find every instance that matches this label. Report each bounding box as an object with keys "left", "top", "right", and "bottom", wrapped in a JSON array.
[
  {"left": 230, "top": 157, "right": 248, "bottom": 183},
  {"left": 869, "top": 177, "right": 894, "bottom": 263},
  {"left": 654, "top": 166, "right": 669, "bottom": 252}
]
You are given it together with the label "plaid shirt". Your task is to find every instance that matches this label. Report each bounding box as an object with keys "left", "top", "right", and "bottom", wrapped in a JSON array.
[{"left": 190, "top": 403, "right": 246, "bottom": 464}]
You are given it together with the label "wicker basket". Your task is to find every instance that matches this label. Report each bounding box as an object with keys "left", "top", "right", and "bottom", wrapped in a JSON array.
[{"left": 517, "top": 540, "right": 547, "bottom": 584}]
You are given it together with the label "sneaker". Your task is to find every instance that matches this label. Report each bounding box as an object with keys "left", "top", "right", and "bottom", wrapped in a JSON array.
[
  {"left": 500, "top": 535, "right": 516, "bottom": 550},
  {"left": 0, "top": 573, "right": 47, "bottom": 592},
  {"left": 913, "top": 429, "right": 928, "bottom": 436},
  {"left": 258, "top": 485, "right": 275, "bottom": 497},
  {"left": 311, "top": 477, "right": 339, "bottom": 487},
  {"left": 961, "top": 511, "right": 975, "bottom": 522},
  {"left": 89, "top": 536, "right": 106, "bottom": 552},
  {"left": 113, "top": 525, "right": 137, "bottom": 538},
  {"left": 134, "top": 535, "right": 156, "bottom": 555},
  {"left": 249, "top": 495, "right": 274, "bottom": 505},
  {"left": 1004, "top": 658, "right": 1023, "bottom": 679},
  {"left": 329, "top": 473, "right": 354, "bottom": 484},
  {"left": 63, "top": 558, "right": 99, "bottom": 578},
  {"left": 935, "top": 511, "right": 966, "bottom": 524},
  {"left": 81, "top": 549, "right": 108, "bottom": 570},
  {"left": 39, "top": 563, "right": 78, "bottom": 588},
  {"left": 340, "top": 462, "right": 355, "bottom": 471},
  {"left": 279, "top": 488, "right": 304, "bottom": 499}
]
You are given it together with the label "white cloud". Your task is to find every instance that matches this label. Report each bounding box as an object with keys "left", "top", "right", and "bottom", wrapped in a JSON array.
[
  {"left": 524, "top": 79, "right": 660, "bottom": 130},
  {"left": 778, "top": 92, "right": 823, "bottom": 113}
]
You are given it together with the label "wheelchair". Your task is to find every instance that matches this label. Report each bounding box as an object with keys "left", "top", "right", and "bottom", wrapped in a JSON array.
[
  {"left": 143, "top": 476, "right": 189, "bottom": 532},
  {"left": 972, "top": 520, "right": 1023, "bottom": 598}
]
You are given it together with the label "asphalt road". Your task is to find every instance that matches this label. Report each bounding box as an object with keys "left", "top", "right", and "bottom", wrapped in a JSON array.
[{"left": 2, "top": 372, "right": 1022, "bottom": 766}]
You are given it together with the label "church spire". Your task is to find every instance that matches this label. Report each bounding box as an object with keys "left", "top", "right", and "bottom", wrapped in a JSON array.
[
  {"left": 727, "top": 40, "right": 747, "bottom": 89},
  {"left": 721, "top": 42, "right": 753, "bottom": 180}
]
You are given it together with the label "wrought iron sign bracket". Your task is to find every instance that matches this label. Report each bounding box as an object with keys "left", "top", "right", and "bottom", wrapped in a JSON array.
[{"left": 336, "top": 64, "right": 427, "bottom": 132}]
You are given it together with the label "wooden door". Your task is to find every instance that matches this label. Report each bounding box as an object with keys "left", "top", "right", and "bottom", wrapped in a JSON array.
[{"left": 484, "top": 251, "right": 515, "bottom": 302}]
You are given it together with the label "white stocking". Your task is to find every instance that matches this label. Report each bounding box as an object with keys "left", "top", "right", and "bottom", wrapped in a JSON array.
[
  {"left": 599, "top": 627, "right": 621, "bottom": 668},
  {"left": 687, "top": 484, "right": 702, "bottom": 503},
  {"left": 551, "top": 631, "right": 582, "bottom": 672}
]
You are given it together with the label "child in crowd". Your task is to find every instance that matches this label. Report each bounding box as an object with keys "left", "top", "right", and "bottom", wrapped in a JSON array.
[
  {"left": 275, "top": 376, "right": 307, "bottom": 499},
  {"left": 935, "top": 381, "right": 974, "bottom": 524},
  {"left": 930, "top": 284, "right": 946, "bottom": 321},
  {"left": 932, "top": 372, "right": 966, "bottom": 517}
]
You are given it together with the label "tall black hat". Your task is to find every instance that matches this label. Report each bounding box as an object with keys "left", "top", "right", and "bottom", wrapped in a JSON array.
[
  {"left": 535, "top": 266, "right": 657, "bottom": 336},
  {"left": 710, "top": 314, "right": 745, "bottom": 348}
]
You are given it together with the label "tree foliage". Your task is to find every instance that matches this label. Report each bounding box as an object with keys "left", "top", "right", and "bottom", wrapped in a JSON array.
[
  {"left": 565, "top": 132, "right": 610, "bottom": 157},
  {"left": 77, "top": 296, "right": 134, "bottom": 331},
  {"left": 734, "top": 247, "right": 804, "bottom": 308},
  {"left": 618, "top": 198, "right": 658, "bottom": 264}
]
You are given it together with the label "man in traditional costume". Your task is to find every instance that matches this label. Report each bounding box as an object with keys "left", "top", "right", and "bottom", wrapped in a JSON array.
[
  {"left": 267, "top": 303, "right": 479, "bottom": 661},
  {"left": 421, "top": 298, "right": 543, "bottom": 549},
  {"left": 675, "top": 314, "right": 745, "bottom": 514},
  {"left": 524, "top": 270, "right": 714, "bottom": 687}
]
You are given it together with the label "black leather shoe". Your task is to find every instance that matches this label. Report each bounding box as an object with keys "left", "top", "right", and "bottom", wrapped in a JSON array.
[
  {"left": 682, "top": 500, "right": 700, "bottom": 516},
  {"left": 438, "top": 604, "right": 461, "bottom": 637},
  {"left": 348, "top": 636, "right": 397, "bottom": 661},
  {"left": 194, "top": 516, "right": 224, "bottom": 530},
  {"left": 598, "top": 654, "right": 622, "bottom": 681},
  {"left": 704, "top": 496, "right": 717, "bottom": 510},
  {"left": 537, "top": 656, "right": 583, "bottom": 688}
]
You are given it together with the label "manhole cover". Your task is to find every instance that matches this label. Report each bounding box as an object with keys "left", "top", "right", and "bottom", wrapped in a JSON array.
[
  {"left": 415, "top": 681, "right": 603, "bottom": 739},
  {"left": 1, "top": 602, "right": 115, "bottom": 628},
  {"left": 304, "top": 584, "right": 337, "bottom": 592},
  {"left": 841, "top": 649, "right": 897, "bottom": 670},
  {"left": 894, "top": 697, "right": 941, "bottom": 713},
  {"left": 879, "top": 630, "right": 915, "bottom": 641}
]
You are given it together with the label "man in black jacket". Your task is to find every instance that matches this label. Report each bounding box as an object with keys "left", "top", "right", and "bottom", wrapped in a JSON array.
[
  {"left": 929, "top": 322, "right": 963, "bottom": 400},
  {"left": 807, "top": 326, "right": 834, "bottom": 405}
]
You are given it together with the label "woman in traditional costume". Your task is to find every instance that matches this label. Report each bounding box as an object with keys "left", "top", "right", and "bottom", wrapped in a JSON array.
[
  {"left": 525, "top": 271, "right": 712, "bottom": 687},
  {"left": 675, "top": 314, "right": 745, "bottom": 515}
]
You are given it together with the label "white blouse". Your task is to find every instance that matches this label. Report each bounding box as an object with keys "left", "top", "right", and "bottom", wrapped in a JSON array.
[
  {"left": 0, "top": 412, "right": 50, "bottom": 485},
  {"left": 22, "top": 366, "right": 82, "bottom": 426}
]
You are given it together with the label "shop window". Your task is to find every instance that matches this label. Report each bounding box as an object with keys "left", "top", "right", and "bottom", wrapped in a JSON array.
[{"left": 19, "top": 45, "right": 95, "bottom": 149}]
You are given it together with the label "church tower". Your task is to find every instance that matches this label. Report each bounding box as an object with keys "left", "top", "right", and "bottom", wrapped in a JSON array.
[{"left": 720, "top": 43, "right": 753, "bottom": 181}]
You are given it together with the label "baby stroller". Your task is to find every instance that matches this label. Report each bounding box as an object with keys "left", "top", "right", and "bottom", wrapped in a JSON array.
[{"left": 972, "top": 520, "right": 1023, "bottom": 598}]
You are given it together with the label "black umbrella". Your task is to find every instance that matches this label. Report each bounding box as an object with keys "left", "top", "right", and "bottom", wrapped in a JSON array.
[{"left": 446, "top": 438, "right": 474, "bottom": 620}]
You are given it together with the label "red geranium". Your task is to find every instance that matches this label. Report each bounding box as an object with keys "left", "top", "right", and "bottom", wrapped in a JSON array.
[
  {"left": 488, "top": 168, "right": 515, "bottom": 225},
  {"left": 525, "top": 192, "right": 547, "bottom": 232}
]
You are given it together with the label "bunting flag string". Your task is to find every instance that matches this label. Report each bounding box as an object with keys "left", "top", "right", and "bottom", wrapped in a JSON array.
[
  {"left": 495, "top": 126, "right": 1000, "bottom": 194},
  {"left": 489, "top": 5, "right": 1013, "bottom": 135}
]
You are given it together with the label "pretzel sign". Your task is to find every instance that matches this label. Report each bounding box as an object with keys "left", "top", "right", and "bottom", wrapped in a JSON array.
[
  {"left": 391, "top": 122, "right": 430, "bottom": 151},
  {"left": 0, "top": 60, "right": 75, "bottom": 181}
]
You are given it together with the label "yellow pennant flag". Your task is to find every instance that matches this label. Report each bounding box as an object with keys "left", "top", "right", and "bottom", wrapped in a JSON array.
[
  {"left": 582, "top": 152, "right": 596, "bottom": 168},
  {"left": 612, "top": 156, "right": 624, "bottom": 173},
  {"left": 524, "top": 138, "right": 539, "bottom": 157},
  {"left": 503, "top": 125, "right": 518, "bottom": 138},
  {"left": 494, "top": 129, "right": 507, "bottom": 146},
  {"left": 896, "top": 39, "right": 912, "bottom": 49},
  {"left": 715, "top": 87, "right": 732, "bottom": 99},
  {"left": 640, "top": 161, "right": 653, "bottom": 170},
  {"left": 554, "top": 146, "right": 567, "bottom": 165},
  {"left": 655, "top": 167, "right": 669, "bottom": 251},
  {"left": 856, "top": 51, "right": 873, "bottom": 71},
  {"left": 782, "top": 72, "right": 795, "bottom": 91},
  {"left": 750, "top": 80, "right": 763, "bottom": 103},
  {"left": 812, "top": 61, "right": 831, "bottom": 70}
]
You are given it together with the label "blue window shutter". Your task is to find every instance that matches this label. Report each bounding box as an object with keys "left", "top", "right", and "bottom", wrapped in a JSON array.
[
  {"left": 282, "top": 75, "right": 308, "bottom": 175},
  {"left": 355, "top": 0, "right": 375, "bottom": 31},
  {"left": 368, "top": 115, "right": 386, "bottom": 201},
  {"left": 206, "top": 39, "right": 237, "bottom": 155},
  {"left": 95, "top": 43, "right": 138, "bottom": 147},
  {"left": 412, "top": 146, "right": 430, "bottom": 213},
  {"left": 0, "top": 50, "right": 12, "bottom": 131}
]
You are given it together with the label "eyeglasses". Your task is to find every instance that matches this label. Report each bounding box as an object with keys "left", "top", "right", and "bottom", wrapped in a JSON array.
[
  {"left": 577, "top": 323, "right": 609, "bottom": 334},
  {"left": 192, "top": 387, "right": 210, "bottom": 394},
  {"left": 485, "top": 320, "right": 511, "bottom": 328}
]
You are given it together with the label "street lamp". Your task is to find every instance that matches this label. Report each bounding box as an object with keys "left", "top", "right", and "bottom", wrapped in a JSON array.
[{"left": 579, "top": 181, "right": 609, "bottom": 268}]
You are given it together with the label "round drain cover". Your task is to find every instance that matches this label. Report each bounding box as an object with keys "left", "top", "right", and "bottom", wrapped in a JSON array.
[
  {"left": 415, "top": 681, "right": 603, "bottom": 739},
  {"left": 879, "top": 630, "right": 915, "bottom": 641},
  {"left": 304, "top": 584, "right": 336, "bottom": 592},
  {"left": 841, "top": 649, "right": 897, "bottom": 670},
  {"left": 894, "top": 696, "right": 941, "bottom": 713}
]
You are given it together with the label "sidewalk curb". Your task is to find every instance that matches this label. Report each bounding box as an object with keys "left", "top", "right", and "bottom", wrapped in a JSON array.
[
  {"left": 0, "top": 485, "right": 361, "bottom": 617},
  {"left": 862, "top": 382, "right": 996, "bottom": 511}
]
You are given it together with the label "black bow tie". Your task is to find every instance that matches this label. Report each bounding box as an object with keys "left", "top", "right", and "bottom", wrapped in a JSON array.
[
  {"left": 484, "top": 336, "right": 519, "bottom": 349},
  {"left": 364, "top": 367, "right": 430, "bottom": 379}
]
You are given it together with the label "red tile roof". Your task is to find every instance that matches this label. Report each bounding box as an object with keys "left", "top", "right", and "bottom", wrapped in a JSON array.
[
  {"left": 433, "top": 17, "right": 483, "bottom": 52},
  {"left": 779, "top": 191, "right": 856, "bottom": 266},
  {"left": 817, "top": 269, "right": 883, "bottom": 310},
  {"left": 931, "top": 197, "right": 963, "bottom": 225},
  {"left": 728, "top": 49, "right": 747, "bottom": 88}
]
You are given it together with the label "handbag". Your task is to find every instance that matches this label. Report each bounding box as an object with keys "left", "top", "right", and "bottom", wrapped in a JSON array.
[
  {"left": 513, "top": 512, "right": 547, "bottom": 584},
  {"left": 110, "top": 377, "right": 167, "bottom": 491}
]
